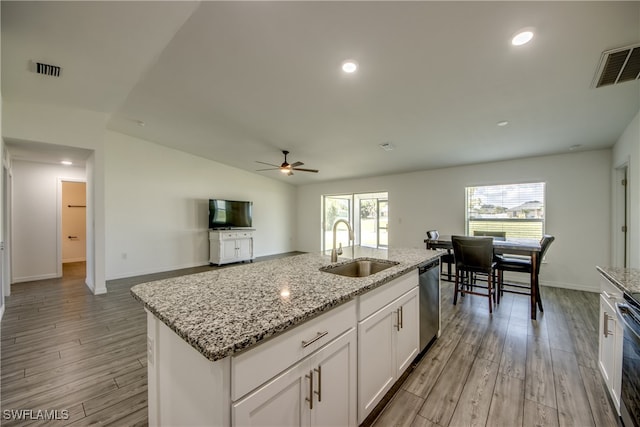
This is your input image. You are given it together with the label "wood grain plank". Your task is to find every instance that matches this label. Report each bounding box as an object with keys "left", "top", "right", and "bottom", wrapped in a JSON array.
[
  {"left": 525, "top": 335, "right": 557, "bottom": 409},
  {"left": 578, "top": 366, "right": 619, "bottom": 427},
  {"left": 523, "top": 398, "right": 560, "bottom": 427},
  {"left": 550, "top": 348, "right": 595, "bottom": 427},
  {"left": 418, "top": 342, "right": 477, "bottom": 425},
  {"left": 371, "top": 389, "right": 424, "bottom": 427},
  {"left": 448, "top": 358, "right": 499, "bottom": 427},
  {"left": 499, "top": 323, "right": 527, "bottom": 380},
  {"left": 486, "top": 373, "right": 525, "bottom": 427}
]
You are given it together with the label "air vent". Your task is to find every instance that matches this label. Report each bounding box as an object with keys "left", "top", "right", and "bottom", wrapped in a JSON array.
[
  {"left": 593, "top": 44, "right": 640, "bottom": 88},
  {"left": 30, "top": 61, "right": 61, "bottom": 77}
]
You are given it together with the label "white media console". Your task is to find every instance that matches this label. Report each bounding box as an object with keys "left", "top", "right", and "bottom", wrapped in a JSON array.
[{"left": 209, "top": 229, "right": 255, "bottom": 266}]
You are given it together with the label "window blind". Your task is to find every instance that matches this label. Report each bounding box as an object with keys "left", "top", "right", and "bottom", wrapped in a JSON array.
[{"left": 465, "top": 182, "right": 545, "bottom": 239}]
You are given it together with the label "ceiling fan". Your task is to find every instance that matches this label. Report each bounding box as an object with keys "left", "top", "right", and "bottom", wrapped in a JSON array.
[{"left": 256, "top": 150, "right": 319, "bottom": 176}]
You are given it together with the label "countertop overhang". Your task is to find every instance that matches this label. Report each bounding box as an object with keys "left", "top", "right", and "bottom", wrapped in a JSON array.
[
  {"left": 596, "top": 266, "right": 640, "bottom": 295},
  {"left": 131, "top": 247, "right": 444, "bottom": 362}
]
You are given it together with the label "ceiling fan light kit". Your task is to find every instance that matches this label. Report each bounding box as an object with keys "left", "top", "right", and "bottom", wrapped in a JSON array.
[{"left": 255, "top": 150, "right": 319, "bottom": 176}]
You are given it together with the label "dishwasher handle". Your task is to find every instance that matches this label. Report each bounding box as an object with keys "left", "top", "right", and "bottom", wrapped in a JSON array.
[
  {"left": 418, "top": 259, "right": 440, "bottom": 274},
  {"left": 616, "top": 302, "right": 640, "bottom": 344}
]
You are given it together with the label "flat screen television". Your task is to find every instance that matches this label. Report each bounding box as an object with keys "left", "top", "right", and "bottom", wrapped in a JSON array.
[{"left": 209, "top": 199, "right": 253, "bottom": 229}]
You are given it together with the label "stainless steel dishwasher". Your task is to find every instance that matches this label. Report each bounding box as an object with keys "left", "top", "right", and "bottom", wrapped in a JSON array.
[{"left": 418, "top": 258, "right": 441, "bottom": 352}]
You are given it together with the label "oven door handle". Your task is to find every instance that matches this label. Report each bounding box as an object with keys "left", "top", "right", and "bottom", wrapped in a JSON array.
[{"left": 616, "top": 302, "right": 640, "bottom": 343}]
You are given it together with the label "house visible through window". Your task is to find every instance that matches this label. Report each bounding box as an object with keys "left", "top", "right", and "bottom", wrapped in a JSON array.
[{"left": 465, "top": 183, "right": 545, "bottom": 240}]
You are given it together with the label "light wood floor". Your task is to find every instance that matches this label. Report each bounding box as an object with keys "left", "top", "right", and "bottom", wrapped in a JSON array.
[
  {"left": 1, "top": 262, "right": 617, "bottom": 426},
  {"left": 372, "top": 280, "right": 620, "bottom": 427}
]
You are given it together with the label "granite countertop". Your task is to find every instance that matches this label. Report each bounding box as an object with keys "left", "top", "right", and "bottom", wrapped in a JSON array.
[
  {"left": 596, "top": 266, "right": 640, "bottom": 295},
  {"left": 131, "top": 247, "right": 445, "bottom": 362}
]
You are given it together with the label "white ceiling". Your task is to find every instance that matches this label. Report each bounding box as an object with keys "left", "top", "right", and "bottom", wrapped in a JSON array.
[{"left": 2, "top": 1, "right": 639, "bottom": 184}]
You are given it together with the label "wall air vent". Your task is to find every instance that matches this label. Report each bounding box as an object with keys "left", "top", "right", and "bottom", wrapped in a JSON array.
[
  {"left": 593, "top": 43, "right": 640, "bottom": 88},
  {"left": 30, "top": 60, "right": 62, "bottom": 77}
]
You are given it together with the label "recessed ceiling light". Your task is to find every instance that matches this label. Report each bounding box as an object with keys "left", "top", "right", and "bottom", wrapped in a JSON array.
[
  {"left": 342, "top": 60, "right": 358, "bottom": 73},
  {"left": 136, "top": 120, "right": 146, "bottom": 127},
  {"left": 569, "top": 144, "right": 582, "bottom": 151},
  {"left": 61, "top": 160, "right": 73, "bottom": 166},
  {"left": 379, "top": 142, "right": 395, "bottom": 151},
  {"left": 512, "top": 30, "right": 534, "bottom": 46},
  {"left": 497, "top": 121, "right": 509, "bottom": 127}
]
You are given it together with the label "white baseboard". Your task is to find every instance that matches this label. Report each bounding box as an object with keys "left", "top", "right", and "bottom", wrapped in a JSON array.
[
  {"left": 0, "top": 303, "right": 5, "bottom": 321},
  {"left": 106, "top": 261, "right": 209, "bottom": 281},
  {"left": 85, "top": 278, "right": 107, "bottom": 295},
  {"left": 13, "top": 273, "right": 59, "bottom": 283},
  {"left": 540, "top": 280, "right": 599, "bottom": 293},
  {"left": 63, "top": 258, "right": 86, "bottom": 263}
]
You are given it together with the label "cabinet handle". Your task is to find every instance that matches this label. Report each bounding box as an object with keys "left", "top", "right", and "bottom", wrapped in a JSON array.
[
  {"left": 603, "top": 312, "right": 612, "bottom": 337},
  {"left": 302, "top": 331, "right": 328, "bottom": 348},
  {"left": 314, "top": 366, "right": 322, "bottom": 402},
  {"left": 399, "top": 306, "right": 403, "bottom": 329},
  {"left": 305, "top": 370, "right": 313, "bottom": 409},
  {"left": 395, "top": 309, "right": 401, "bottom": 331}
]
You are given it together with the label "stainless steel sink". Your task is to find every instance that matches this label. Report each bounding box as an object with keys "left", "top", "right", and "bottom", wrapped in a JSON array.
[{"left": 320, "top": 258, "right": 399, "bottom": 278}]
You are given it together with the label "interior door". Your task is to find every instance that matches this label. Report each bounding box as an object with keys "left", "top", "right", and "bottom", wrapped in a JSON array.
[{"left": 61, "top": 181, "right": 86, "bottom": 264}]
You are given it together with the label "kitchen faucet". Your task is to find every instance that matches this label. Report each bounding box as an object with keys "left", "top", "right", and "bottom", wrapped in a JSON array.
[{"left": 331, "top": 219, "right": 354, "bottom": 262}]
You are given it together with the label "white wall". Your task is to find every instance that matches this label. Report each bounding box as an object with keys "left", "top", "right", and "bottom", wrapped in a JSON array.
[
  {"left": 11, "top": 160, "right": 86, "bottom": 282},
  {"left": 297, "top": 149, "right": 612, "bottom": 292},
  {"left": 104, "top": 131, "right": 297, "bottom": 279},
  {"left": 613, "top": 110, "right": 640, "bottom": 267}
]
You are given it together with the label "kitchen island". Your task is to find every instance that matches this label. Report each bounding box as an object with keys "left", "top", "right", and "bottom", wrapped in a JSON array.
[{"left": 131, "top": 247, "right": 444, "bottom": 426}]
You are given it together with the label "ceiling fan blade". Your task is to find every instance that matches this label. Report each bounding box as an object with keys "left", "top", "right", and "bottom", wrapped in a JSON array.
[
  {"left": 290, "top": 161, "right": 304, "bottom": 168},
  {"left": 255, "top": 167, "right": 280, "bottom": 171},
  {"left": 255, "top": 161, "right": 281, "bottom": 167},
  {"left": 291, "top": 168, "right": 319, "bottom": 173}
]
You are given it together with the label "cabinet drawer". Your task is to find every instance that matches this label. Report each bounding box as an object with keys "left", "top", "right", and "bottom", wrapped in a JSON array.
[
  {"left": 237, "top": 231, "right": 253, "bottom": 238},
  {"left": 231, "top": 299, "right": 356, "bottom": 401},
  {"left": 600, "top": 276, "right": 623, "bottom": 300},
  {"left": 359, "top": 270, "right": 418, "bottom": 321}
]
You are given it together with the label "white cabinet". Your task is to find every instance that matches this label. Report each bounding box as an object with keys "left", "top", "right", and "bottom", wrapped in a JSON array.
[
  {"left": 209, "top": 230, "right": 254, "bottom": 266},
  {"left": 358, "top": 285, "right": 419, "bottom": 423},
  {"left": 598, "top": 276, "right": 623, "bottom": 414},
  {"left": 233, "top": 328, "right": 357, "bottom": 427}
]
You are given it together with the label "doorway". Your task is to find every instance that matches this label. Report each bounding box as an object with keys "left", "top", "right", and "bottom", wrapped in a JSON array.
[
  {"left": 614, "top": 164, "right": 629, "bottom": 268},
  {"left": 60, "top": 180, "right": 87, "bottom": 278},
  {"left": 321, "top": 192, "right": 389, "bottom": 251}
]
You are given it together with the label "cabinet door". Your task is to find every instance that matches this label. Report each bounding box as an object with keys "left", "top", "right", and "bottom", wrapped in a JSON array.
[
  {"left": 598, "top": 295, "right": 616, "bottom": 387},
  {"left": 233, "top": 361, "right": 310, "bottom": 427},
  {"left": 395, "top": 287, "right": 419, "bottom": 376},
  {"left": 237, "top": 237, "right": 253, "bottom": 260},
  {"left": 612, "top": 309, "right": 623, "bottom": 413},
  {"left": 222, "top": 239, "right": 238, "bottom": 261},
  {"left": 358, "top": 303, "right": 395, "bottom": 423},
  {"left": 310, "top": 329, "right": 357, "bottom": 427}
]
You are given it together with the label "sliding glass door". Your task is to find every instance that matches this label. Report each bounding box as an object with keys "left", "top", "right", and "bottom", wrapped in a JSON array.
[{"left": 322, "top": 192, "right": 388, "bottom": 252}]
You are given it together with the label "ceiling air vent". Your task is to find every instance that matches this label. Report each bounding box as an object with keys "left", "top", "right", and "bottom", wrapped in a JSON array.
[
  {"left": 593, "top": 44, "right": 640, "bottom": 88},
  {"left": 30, "top": 60, "right": 61, "bottom": 77}
]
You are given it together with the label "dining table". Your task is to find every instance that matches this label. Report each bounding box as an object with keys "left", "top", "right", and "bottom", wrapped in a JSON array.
[{"left": 425, "top": 235, "right": 542, "bottom": 320}]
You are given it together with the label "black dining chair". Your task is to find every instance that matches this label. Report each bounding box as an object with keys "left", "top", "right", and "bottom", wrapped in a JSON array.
[
  {"left": 496, "top": 235, "right": 555, "bottom": 312},
  {"left": 451, "top": 235, "right": 499, "bottom": 314},
  {"left": 426, "top": 230, "right": 455, "bottom": 282}
]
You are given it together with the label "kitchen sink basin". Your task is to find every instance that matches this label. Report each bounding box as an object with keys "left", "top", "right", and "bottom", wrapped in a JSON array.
[{"left": 320, "top": 258, "right": 399, "bottom": 278}]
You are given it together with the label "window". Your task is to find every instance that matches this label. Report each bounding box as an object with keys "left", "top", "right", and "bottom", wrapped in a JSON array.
[
  {"left": 322, "top": 192, "right": 388, "bottom": 251},
  {"left": 465, "top": 183, "right": 545, "bottom": 239}
]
